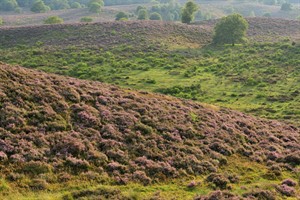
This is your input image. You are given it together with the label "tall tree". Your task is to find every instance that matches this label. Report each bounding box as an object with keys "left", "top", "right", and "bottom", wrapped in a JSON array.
[
  {"left": 213, "top": 14, "right": 248, "bottom": 46},
  {"left": 181, "top": 1, "right": 198, "bottom": 24}
]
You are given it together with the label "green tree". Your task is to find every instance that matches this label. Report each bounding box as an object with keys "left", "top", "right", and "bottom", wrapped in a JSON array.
[
  {"left": 88, "top": 0, "right": 103, "bottom": 13},
  {"left": 281, "top": 3, "right": 292, "bottom": 11},
  {"left": 44, "top": 16, "right": 64, "bottom": 24},
  {"left": 0, "top": 0, "right": 19, "bottom": 11},
  {"left": 181, "top": 1, "right": 198, "bottom": 24},
  {"left": 137, "top": 9, "right": 148, "bottom": 20},
  {"left": 115, "top": 12, "right": 128, "bottom": 21},
  {"left": 70, "top": 2, "right": 81, "bottom": 8},
  {"left": 213, "top": 14, "right": 248, "bottom": 46},
  {"left": 0, "top": 17, "right": 3, "bottom": 25},
  {"left": 149, "top": 12, "right": 162, "bottom": 20},
  {"left": 31, "top": 0, "right": 50, "bottom": 13}
]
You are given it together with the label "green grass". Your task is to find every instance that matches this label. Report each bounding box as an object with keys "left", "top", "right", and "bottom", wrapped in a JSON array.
[{"left": 1, "top": 40, "right": 299, "bottom": 125}]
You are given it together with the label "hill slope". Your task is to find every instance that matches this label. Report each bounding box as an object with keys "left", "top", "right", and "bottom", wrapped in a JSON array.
[
  {"left": 0, "top": 63, "right": 299, "bottom": 199},
  {"left": 0, "top": 19, "right": 300, "bottom": 125}
]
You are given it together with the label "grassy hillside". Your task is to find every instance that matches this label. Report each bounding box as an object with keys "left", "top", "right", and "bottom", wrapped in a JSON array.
[
  {"left": 0, "top": 63, "right": 299, "bottom": 199},
  {"left": 0, "top": 19, "right": 300, "bottom": 125}
]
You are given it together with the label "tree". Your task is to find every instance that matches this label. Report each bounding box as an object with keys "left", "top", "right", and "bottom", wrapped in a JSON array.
[
  {"left": 0, "top": 0, "right": 19, "bottom": 11},
  {"left": 281, "top": 3, "right": 292, "bottom": 11},
  {"left": 0, "top": 17, "right": 3, "bottom": 25},
  {"left": 137, "top": 9, "right": 148, "bottom": 20},
  {"left": 31, "top": 0, "right": 50, "bottom": 13},
  {"left": 149, "top": 12, "right": 162, "bottom": 20},
  {"left": 44, "top": 16, "right": 64, "bottom": 24},
  {"left": 88, "top": 0, "right": 103, "bottom": 13},
  {"left": 213, "top": 14, "right": 248, "bottom": 46},
  {"left": 115, "top": 12, "right": 128, "bottom": 21},
  {"left": 181, "top": 1, "right": 198, "bottom": 24}
]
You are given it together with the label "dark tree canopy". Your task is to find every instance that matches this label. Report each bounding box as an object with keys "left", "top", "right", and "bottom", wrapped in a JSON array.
[{"left": 213, "top": 14, "right": 248, "bottom": 46}]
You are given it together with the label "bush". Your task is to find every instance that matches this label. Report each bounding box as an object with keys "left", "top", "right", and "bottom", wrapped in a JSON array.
[
  {"left": 0, "top": 17, "right": 3, "bottom": 26},
  {"left": 29, "top": 178, "right": 48, "bottom": 190},
  {"left": 149, "top": 12, "right": 162, "bottom": 21},
  {"left": 206, "top": 173, "right": 229, "bottom": 189},
  {"left": 80, "top": 17, "right": 93, "bottom": 22},
  {"left": 281, "top": 3, "right": 292, "bottom": 11},
  {"left": 137, "top": 9, "right": 148, "bottom": 20},
  {"left": 44, "top": 16, "right": 64, "bottom": 24},
  {"left": 115, "top": 12, "right": 128, "bottom": 21},
  {"left": 21, "top": 161, "right": 52, "bottom": 175},
  {"left": 276, "top": 184, "right": 295, "bottom": 196}
]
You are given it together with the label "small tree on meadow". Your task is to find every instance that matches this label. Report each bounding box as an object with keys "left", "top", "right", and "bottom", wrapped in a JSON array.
[
  {"left": 181, "top": 1, "right": 198, "bottom": 24},
  {"left": 149, "top": 12, "right": 162, "bottom": 20},
  {"left": 115, "top": 12, "right": 128, "bottom": 21},
  {"left": 137, "top": 9, "right": 148, "bottom": 20},
  {"left": 213, "top": 14, "right": 248, "bottom": 46},
  {"left": 31, "top": 0, "right": 50, "bottom": 13}
]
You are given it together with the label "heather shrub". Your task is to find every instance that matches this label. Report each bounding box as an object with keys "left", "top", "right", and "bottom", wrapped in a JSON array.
[
  {"left": 21, "top": 161, "right": 52, "bottom": 175},
  {"left": 281, "top": 179, "right": 297, "bottom": 187},
  {"left": 194, "top": 190, "right": 238, "bottom": 200},
  {"left": 284, "top": 151, "right": 300, "bottom": 166},
  {"left": 206, "top": 173, "right": 229, "bottom": 190},
  {"left": 133, "top": 171, "right": 152, "bottom": 185},
  {"left": 29, "top": 178, "right": 48, "bottom": 190},
  {"left": 65, "top": 157, "right": 90, "bottom": 173},
  {"left": 243, "top": 190, "right": 276, "bottom": 200},
  {"left": 276, "top": 184, "right": 295, "bottom": 196}
]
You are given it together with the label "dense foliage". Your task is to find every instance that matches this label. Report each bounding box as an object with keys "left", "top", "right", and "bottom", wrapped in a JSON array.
[
  {"left": 44, "top": 16, "right": 64, "bottom": 24},
  {"left": 213, "top": 14, "right": 248, "bottom": 46},
  {"left": 181, "top": 1, "right": 198, "bottom": 24}
]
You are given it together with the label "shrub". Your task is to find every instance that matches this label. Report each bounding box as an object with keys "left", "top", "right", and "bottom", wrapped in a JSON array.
[
  {"left": 137, "top": 9, "right": 148, "bottom": 20},
  {"left": 115, "top": 12, "right": 128, "bottom": 21},
  {"left": 80, "top": 17, "right": 93, "bottom": 22},
  {"left": 281, "top": 179, "right": 297, "bottom": 187},
  {"left": 29, "top": 178, "right": 48, "bottom": 190},
  {"left": 206, "top": 173, "right": 229, "bottom": 189},
  {"left": 276, "top": 184, "right": 295, "bottom": 196},
  {"left": 44, "top": 16, "right": 64, "bottom": 24},
  {"left": 21, "top": 161, "right": 52, "bottom": 175},
  {"left": 281, "top": 3, "right": 292, "bottom": 11},
  {"left": 149, "top": 12, "right": 162, "bottom": 21},
  {"left": 0, "top": 17, "right": 3, "bottom": 26},
  {"left": 243, "top": 190, "right": 275, "bottom": 200}
]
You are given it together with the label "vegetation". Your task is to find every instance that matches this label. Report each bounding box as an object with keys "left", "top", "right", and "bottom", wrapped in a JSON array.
[
  {"left": 31, "top": 0, "right": 50, "bottom": 13},
  {"left": 181, "top": 1, "right": 198, "bottom": 24},
  {"left": 43, "top": 16, "right": 64, "bottom": 24},
  {"left": 0, "top": 17, "right": 3, "bottom": 26},
  {"left": 137, "top": 9, "right": 148, "bottom": 20},
  {"left": 149, "top": 12, "right": 162, "bottom": 20},
  {"left": 88, "top": 0, "right": 104, "bottom": 13},
  {"left": 213, "top": 14, "right": 248, "bottom": 46},
  {"left": 115, "top": 11, "right": 128, "bottom": 21},
  {"left": 281, "top": 3, "right": 292, "bottom": 11},
  {"left": 0, "top": 0, "right": 18, "bottom": 11},
  {"left": 80, "top": 16, "right": 93, "bottom": 22},
  {"left": 0, "top": 63, "right": 299, "bottom": 199}
]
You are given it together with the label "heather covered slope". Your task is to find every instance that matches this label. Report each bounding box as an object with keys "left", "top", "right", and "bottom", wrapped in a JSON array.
[{"left": 0, "top": 63, "right": 300, "bottom": 199}]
